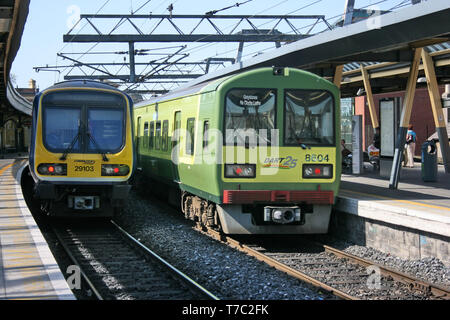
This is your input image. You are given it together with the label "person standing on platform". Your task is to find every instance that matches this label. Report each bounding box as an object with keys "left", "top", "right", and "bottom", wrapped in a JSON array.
[
  {"left": 405, "top": 124, "right": 417, "bottom": 168},
  {"left": 341, "top": 139, "right": 351, "bottom": 157}
]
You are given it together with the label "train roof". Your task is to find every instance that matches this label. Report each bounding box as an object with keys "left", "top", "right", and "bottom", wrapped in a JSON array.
[
  {"left": 134, "top": 77, "right": 225, "bottom": 109},
  {"left": 134, "top": 67, "right": 335, "bottom": 109},
  {"left": 42, "top": 80, "right": 123, "bottom": 92}
]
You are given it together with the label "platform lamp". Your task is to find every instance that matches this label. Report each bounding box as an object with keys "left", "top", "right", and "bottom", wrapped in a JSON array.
[{"left": 417, "top": 77, "right": 427, "bottom": 84}]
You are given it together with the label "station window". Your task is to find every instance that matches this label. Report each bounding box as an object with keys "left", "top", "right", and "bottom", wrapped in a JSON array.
[
  {"left": 186, "top": 118, "right": 195, "bottom": 155},
  {"left": 162, "top": 120, "right": 169, "bottom": 151},
  {"left": 155, "top": 121, "right": 161, "bottom": 150},
  {"left": 149, "top": 121, "right": 155, "bottom": 149}
]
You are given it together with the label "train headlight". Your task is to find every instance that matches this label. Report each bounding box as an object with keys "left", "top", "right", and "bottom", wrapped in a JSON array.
[
  {"left": 302, "top": 164, "right": 333, "bottom": 179},
  {"left": 225, "top": 164, "right": 256, "bottom": 178},
  {"left": 101, "top": 164, "right": 130, "bottom": 176},
  {"left": 37, "top": 163, "right": 67, "bottom": 176}
]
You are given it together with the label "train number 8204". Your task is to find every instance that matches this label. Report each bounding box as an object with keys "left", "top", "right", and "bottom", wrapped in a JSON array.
[{"left": 305, "top": 154, "right": 329, "bottom": 162}]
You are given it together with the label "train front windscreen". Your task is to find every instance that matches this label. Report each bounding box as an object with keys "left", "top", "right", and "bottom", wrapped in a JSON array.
[{"left": 42, "top": 91, "right": 126, "bottom": 154}]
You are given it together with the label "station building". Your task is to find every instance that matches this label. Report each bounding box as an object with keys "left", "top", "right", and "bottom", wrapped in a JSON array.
[{"left": 352, "top": 84, "right": 450, "bottom": 162}]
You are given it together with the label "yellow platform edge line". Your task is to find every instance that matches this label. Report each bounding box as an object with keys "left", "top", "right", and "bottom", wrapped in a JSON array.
[
  {"left": 340, "top": 189, "right": 450, "bottom": 212},
  {"left": 0, "top": 163, "right": 15, "bottom": 176}
]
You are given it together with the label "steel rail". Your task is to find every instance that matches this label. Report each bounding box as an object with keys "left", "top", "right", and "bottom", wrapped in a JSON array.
[
  {"left": 322, "top": 244, "right": 450, "bottom": 300},
  {"left": 53, "top": 228, "right": 104, "bottom": 300},
  {"left": 194, "top": 225, "right": 356, "bottom": 300},
  {"left": 111, "top": 220, "right": 219, "bottom": 300}
]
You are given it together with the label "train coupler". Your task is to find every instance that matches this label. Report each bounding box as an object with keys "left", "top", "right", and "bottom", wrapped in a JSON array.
[
  {"left": 264, "top": 206, "right": 301, "bottom": 224},
  {"left": 68, "top": 196, "right": 100, "bottom": 210}
]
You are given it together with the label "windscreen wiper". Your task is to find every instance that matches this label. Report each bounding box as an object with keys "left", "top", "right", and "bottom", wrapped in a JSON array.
[
  {"left": 299, "top": 143, "right": 311, "bottom": 150},
  {"left": 60, "top": 128, "right": 81, "bottom": 161},
  {"left": 87, "top": 131, "right": 109, "bottom": 162}
]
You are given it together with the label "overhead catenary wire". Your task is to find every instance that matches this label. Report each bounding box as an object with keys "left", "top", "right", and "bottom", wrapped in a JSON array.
[
  {"left": 132, "top": 0, "right": 394, "bottom": 93},
  {"left": 56, "top": 0, "right": 408, "bottom": 95},
  {"left": 143, "top": 0, "right": 327, "bottom": 94},
  {"left": 58, "top": 0, "right": 324, "bottom": 89},
  {"left": 153, "top": 0, "right": 397, "bottom": 93},
  {"left": 205, "top": 0, "right": 254, "bottom": 15},
  {"left": 208, "top": 0, "right": 394, "bottom": 63},
  {"left": 138, "top": 0, "right": 405, "bottom": 97},
  {"left": 59, "top": 0, "right": 155, "bottom": 79},
  {"left": 180, "top": 0, "right": 322, "bottom": 57}
]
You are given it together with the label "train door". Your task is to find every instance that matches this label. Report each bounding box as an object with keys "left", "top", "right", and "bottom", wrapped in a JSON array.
[{"left": 172, "top": 111, "right": 181, "bottom": 182}]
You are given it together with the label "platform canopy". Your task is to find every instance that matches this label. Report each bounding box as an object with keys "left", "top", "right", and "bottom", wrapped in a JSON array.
[{"left": 0, "top": 0, "right": 31, "bottom": 116}]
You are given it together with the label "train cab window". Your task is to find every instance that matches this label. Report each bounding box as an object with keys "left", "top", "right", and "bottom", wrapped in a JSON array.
[
  {"left": 203, "top": 120, "right": 209, "bottom": 149},
  {"left": 43, "top": 106, "right": 81, "bottom": 152},
  {"left": 143, "top": 122, "right": 149, "bottom": 149},
  {"left": 162, "top": 120, "right": 169, "bottom": 151},
  {"left": 149, "top": 122, "right": 155, "bottom": 149},
  {"left": 155, "top": 121, "right": 161, "bottom": 150},
  {"left": 42, "top": 90, "right": 127, "bottom": 154},
  {"left": 87, "top": 107, "right": 125, "bottom": 152},
  {"left": 224, "top": 88, "right": 276, "bottom": 146},
  {"left": 284, "top": 90, "right": 335, "bottom": 146},
  {"left": 186, "top": 118, "right": 195, "bottom": 155}
]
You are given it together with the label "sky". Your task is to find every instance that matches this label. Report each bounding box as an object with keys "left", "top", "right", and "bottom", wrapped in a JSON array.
[{"left": 11, "top": 0, "right": 414, "bottom": 95}]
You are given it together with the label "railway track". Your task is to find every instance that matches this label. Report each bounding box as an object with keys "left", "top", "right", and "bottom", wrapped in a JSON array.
[
  {"left": 195, "top": 225, "right": 450, "bottom": 300},
  {"left": 53, "top": 220, "right": 218, "bottom": 300}
]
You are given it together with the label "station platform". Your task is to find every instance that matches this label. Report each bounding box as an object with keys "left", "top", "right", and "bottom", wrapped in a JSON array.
[
  {"left": 334, "top": 163, "right": 450, "bottom": 266},
  {"left": 0, "top": 158, "right": 74, "bottom": 300}
]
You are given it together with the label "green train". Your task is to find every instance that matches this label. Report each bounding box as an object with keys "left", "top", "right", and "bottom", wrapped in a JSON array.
[{"left": 134, "top": 67, "right": 341, "bottom": 234}]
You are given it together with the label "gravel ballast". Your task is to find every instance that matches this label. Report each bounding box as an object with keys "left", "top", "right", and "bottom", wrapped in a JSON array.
[
  {"left": 116, "top": 191, "right": 450, "bottom": 299},
  {"left": 343, "top": 245, "right": 450, "bottom": 287},
  {"left": 116, "top": 192, "right": 332, "bottom": 300},
  {"left": 313, "top": 234, "right": 450, "bottom": 288}
]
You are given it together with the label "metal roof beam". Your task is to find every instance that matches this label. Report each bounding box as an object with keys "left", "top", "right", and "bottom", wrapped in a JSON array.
[
  {"left": 63, "top": 14, "right": 325, "bottom": 43},
  {"left": 78, "top": 14, "right": 325, "bottom": 20},
  {"left": 35, "top": 61, "right": 228, "bottom": 69},
  {"left": 63, "top": 34, "right": 309, "bottom": 43}
]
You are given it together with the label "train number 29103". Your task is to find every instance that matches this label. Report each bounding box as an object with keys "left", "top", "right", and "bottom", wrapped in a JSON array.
[
  {"left": 74, "top": 165, "right": 94, "bottom": 172},
  {"left": 305, "top": 154, "right": 329, "bottom": 162}
]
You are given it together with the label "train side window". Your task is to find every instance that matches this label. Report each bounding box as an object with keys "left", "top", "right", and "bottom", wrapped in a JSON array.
[
  {"left": 143, "top": 122, "right": 149, "bottom": 149},
  {"left": 149, "top": 121, "right": 155, "bottom": 149},
  {"left": 137, "top": 117, "right": 141, "bottom": 138},
  {"left": 203, "top": 120, "right": 209, "bottom": 149},
  {"left": 186, "top": 117, "right": 195, "bottom": 155},
  {"left": 173, "top": 111, "right": 181, "bottom": 149},
  {"left": 136, "top": 117, "right": 142, "bottom": 152},
  {"left": 155, "top": 121, "right": 161, "bottom": 150},
  {"left": 162, "top": 120, "right": 169, "bottom": 151}
]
